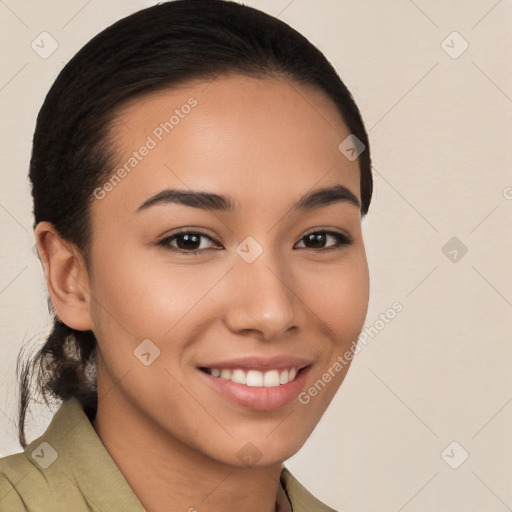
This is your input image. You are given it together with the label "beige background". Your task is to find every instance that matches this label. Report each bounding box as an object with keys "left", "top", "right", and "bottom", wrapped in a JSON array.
[{"left": 1, "top": 1, "right": 511, "bottom": 511}]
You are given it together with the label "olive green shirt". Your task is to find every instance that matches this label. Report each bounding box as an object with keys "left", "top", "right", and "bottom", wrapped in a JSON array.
[{"left": 0, "top": 397, "right": 337, "bottom": 511}]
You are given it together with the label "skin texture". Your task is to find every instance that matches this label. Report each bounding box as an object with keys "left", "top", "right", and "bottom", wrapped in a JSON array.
[{"left": 35, "top": 74, "right": 370, "bottom": 512}]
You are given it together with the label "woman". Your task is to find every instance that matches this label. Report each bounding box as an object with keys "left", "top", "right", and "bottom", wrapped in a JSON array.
[{"left": 0, "top": 0, "right": 372, "bottom": 510}]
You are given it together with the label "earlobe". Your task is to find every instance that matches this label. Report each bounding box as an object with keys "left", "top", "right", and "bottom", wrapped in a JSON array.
[{"left": 34, "top": 221, "right": 94, "bottom": 331}]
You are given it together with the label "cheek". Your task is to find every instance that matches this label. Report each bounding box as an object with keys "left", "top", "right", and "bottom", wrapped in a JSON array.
[
  {"left": 302, "top": 254, "right": 369, "bottom": 345},
  {"left": 294, "top": 258, "right": 369, "bottom": 427},
  {"left": 89, "top": 244, "right": 220, "bottom": 339}
]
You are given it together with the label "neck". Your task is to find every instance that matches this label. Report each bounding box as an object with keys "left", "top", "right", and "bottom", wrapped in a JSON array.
[{"left": 92, "top": 390, "right": 283, "bottom": 512}]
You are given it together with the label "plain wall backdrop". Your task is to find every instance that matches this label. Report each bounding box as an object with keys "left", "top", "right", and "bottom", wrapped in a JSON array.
[{"left": 1, "top": 1, "right": 511, "bottom": 511}]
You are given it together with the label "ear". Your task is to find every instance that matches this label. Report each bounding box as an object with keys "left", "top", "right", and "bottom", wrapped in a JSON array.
[{"left": 34, "top": 221, "right": 94, "bottom": 331}]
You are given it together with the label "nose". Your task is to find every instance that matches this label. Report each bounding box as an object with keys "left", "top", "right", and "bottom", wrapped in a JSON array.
[{"left": 223, "top": 248, "right": 299, "bottom": 341}]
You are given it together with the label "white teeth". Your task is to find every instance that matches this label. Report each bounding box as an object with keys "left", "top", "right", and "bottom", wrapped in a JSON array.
[
  {"left": 246, "top": 370, "right": 263, "bottom": 387},
  {"left": 220, "top": 369, "right": 232, "bottom": 380},
  {"left": 231, "top": 369, "right": 247, "bottom": 385},
  {"left": 206, "top": 367, "right": 300, "bottom": 387},
  {"left": 263, "top": 370, "right": 280, "bottom": 387}
]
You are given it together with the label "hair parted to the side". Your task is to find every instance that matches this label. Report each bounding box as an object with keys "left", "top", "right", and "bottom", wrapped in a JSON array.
[{"left": 18, "top": 0, "right": 373, "bottom": 448}]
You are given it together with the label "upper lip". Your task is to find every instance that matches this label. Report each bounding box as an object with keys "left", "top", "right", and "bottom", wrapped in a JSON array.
[{"left": 198, "top": 355, "right": 313, "bottom": 371}]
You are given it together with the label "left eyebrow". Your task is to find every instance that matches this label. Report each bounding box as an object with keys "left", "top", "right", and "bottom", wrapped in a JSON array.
[{"left": 134, "top": 184, "right": 361, "bottom": 214}]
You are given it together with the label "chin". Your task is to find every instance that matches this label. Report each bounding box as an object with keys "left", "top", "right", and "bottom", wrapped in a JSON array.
[{"left": 211, "top": 426, "right": 313, "bottom": 469}]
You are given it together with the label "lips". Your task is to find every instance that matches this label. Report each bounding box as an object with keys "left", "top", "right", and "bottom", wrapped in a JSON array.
[{"left": 197, "top": 355, "right": 312, "bottom": 410}]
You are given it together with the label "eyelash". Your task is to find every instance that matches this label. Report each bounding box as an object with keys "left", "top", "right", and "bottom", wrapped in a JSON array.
[{"left": 156, "top": 229, "right": 353, "bottom": 255}]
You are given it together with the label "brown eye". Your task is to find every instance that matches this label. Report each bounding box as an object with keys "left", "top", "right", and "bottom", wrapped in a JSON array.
[
  {"left": 157, "top": 230, "right": 221, "bottom": 254},
  {"left": 296, "top": 231, "right": 353, "bottom": 251}
]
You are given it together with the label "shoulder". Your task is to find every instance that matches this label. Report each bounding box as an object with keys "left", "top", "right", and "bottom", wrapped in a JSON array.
[
  {"left": 0, "top": 398, "right": 146, "bottom": 512},
  {"left": 0, "top": 450, "right": 55, "bottom": 511},
  {"left": 281, "top": 466, "right": 339, "bottom": 512},
  {"left": 0, "top": 400, "right": 78, "bottom": 511}
]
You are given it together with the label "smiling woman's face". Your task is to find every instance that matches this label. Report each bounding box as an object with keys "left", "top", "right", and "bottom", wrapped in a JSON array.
[{"left": 86, "top": 73, "right": 369, "bottom": 467}]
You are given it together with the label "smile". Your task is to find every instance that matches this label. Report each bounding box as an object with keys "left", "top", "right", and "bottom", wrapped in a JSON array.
[{"left": 200, "top": 367, "right": 299, "bottom": 387}]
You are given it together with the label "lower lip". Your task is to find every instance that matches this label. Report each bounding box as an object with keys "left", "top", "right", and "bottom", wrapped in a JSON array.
[{"left": 199, "top": 366, "right": 311, "bottom": 411}]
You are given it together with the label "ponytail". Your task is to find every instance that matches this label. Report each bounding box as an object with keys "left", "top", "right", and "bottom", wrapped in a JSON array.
[{"left": 17, "top": 317, "right": 97, "bottom": 448}]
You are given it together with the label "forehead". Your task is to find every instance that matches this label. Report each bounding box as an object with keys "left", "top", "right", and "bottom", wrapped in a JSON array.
[{"left": 97, "top": 74, "right": 361, "bottom": 217}]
